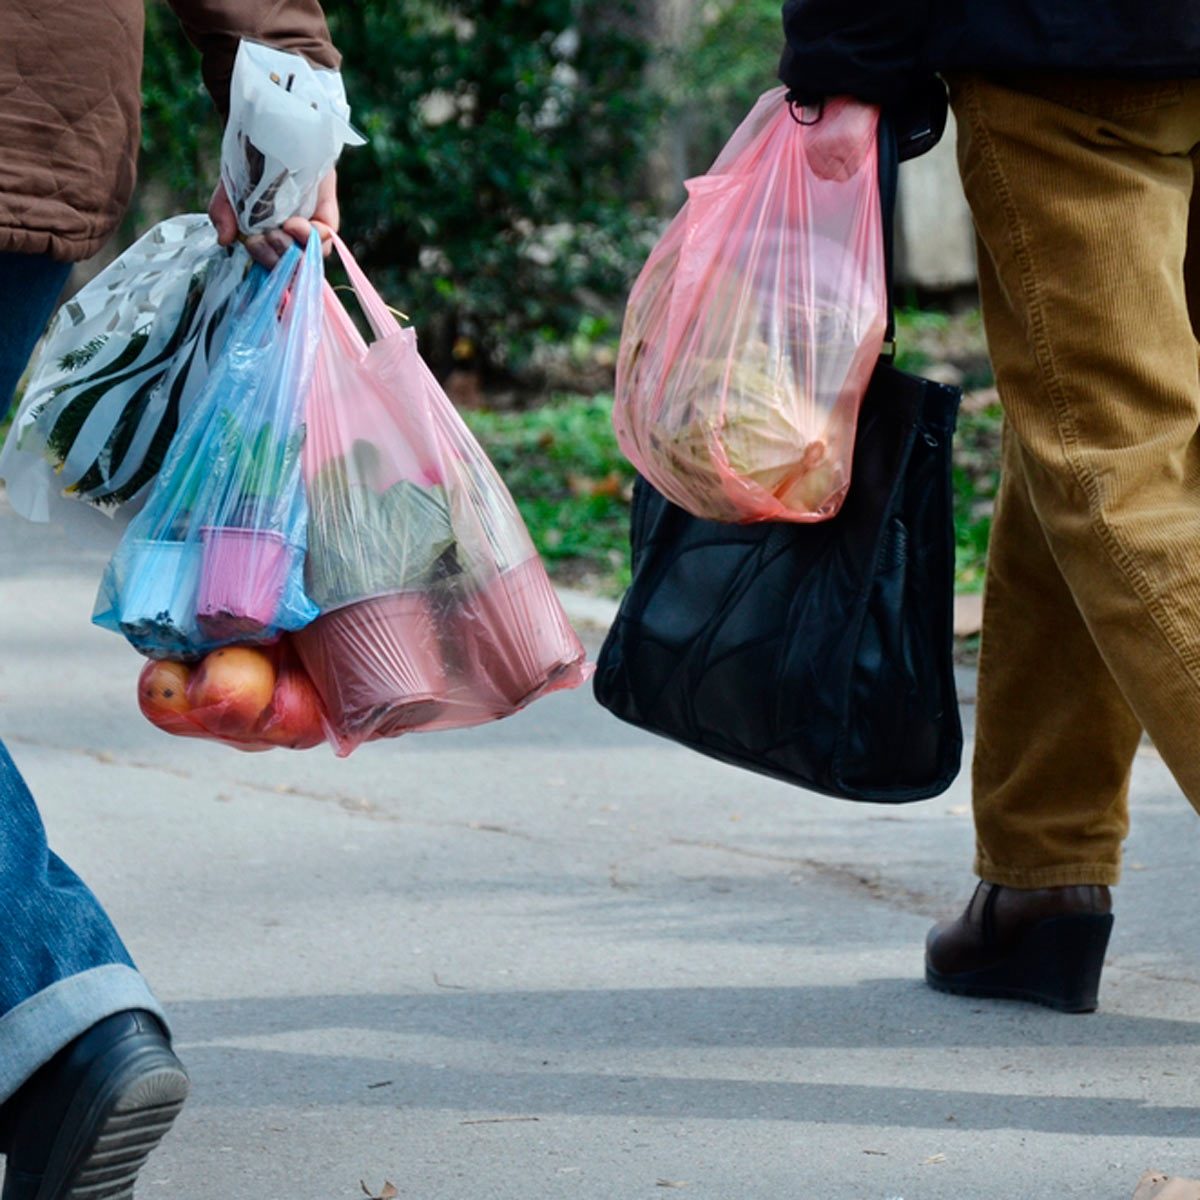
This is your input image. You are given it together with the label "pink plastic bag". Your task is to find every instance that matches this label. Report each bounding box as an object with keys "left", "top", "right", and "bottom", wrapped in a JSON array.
[
  {"left": 293, "top": 236, "right": 590, "bottom": 755},
  {"left": 614, "top": 88, "right": 887, "bottom": 524}
]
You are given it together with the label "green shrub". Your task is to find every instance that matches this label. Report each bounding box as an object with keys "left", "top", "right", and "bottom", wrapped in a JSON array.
[{"left": 138, "top": 1, "right": 658, "bottom": 380}]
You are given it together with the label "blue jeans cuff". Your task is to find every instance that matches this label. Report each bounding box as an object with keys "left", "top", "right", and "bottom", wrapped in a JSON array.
[{"left": 0, "top": 965, "right": 167, "bottom": 1103}]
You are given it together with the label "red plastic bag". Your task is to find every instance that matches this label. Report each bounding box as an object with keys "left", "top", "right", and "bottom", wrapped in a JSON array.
[
  {"left": 293, "top": 236, "right": 589, "bottom": 755},
  {"left": 137, "top": 638, "right": 326, "bottom": 752},
  {"left": 614, "top": 88, "right": 887, "bottom": 524}
]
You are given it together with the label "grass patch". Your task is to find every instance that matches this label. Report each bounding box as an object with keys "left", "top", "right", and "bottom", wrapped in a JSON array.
[
  {"left": 461, "top": 395, "right": 637, "bottom": 597},
  {"left": 953, "top": 392, "right": 1002, "bottom": 593}
]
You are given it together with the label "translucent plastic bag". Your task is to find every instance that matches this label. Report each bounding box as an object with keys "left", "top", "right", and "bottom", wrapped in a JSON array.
[
  {"left": 0, "top": 216, "right": 251, "bottom": 539},
  {"left": 295, "top": 236, "right": 589, "bottom": 755},
  {"left": 221, "top": 41, "right": 365, "bottom": 236},
  {"left": 136, "top": 639, "right": 327, "bottom": 752},
  {"left": 94, "top": 233, "right": 324, "bottom": 659},
  {"left": 614, "top": 89, "right": 887, "bottom": 524}
]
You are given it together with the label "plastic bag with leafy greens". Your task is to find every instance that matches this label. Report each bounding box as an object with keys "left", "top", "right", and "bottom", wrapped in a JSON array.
[{"left": 292, "top": 235, "right": 589, "bottom": 755}]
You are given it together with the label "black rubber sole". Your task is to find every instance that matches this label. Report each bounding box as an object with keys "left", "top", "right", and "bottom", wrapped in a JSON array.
[
  {"left": 14, "top": 1047, "right": 188, "bottom": 1200},
  {"left": 926, "top": 912, "right": 1114, "bottom": 1014}
]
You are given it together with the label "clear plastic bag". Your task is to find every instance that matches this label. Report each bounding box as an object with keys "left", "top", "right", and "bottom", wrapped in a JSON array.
[
  {"left": 295, "top": 236, "right": 589, "bottom": 755},
  {"left": 93, "top": 233, "right": 324, "bottom": 659},
  {"left": 0, "top": 216, "right": 251, "bottom": 539},
  {"left": 614, "top": 89, "right": 887, "bottom": 524}
]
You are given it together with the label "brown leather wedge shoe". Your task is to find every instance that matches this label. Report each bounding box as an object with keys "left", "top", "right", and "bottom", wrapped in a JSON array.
[{"left": 925, "top": 881, "right": 1114, "bottom": 1013}]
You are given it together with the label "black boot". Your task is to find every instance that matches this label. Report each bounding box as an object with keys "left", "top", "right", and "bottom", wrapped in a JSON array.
[
  {"left": 2, "top": 1010, "right": 188, "bottom": 1200},
  {"left": 925, "top": 881, "right": 1114, "bottom": 1013}
]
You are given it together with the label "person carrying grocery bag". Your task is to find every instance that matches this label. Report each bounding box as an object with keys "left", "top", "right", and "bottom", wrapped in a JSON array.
[{"left": 0, "top": 5, "right": 341, "bottom": 1198}]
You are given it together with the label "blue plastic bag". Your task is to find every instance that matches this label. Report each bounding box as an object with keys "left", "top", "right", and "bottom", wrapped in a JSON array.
[{"left": 94, "top": 232, "right": 323, "bottom": 658}]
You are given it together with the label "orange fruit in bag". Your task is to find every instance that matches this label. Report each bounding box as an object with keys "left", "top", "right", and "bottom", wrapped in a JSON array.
[{"left": 190, "top": 646, "right": 276, "bottom": 735}]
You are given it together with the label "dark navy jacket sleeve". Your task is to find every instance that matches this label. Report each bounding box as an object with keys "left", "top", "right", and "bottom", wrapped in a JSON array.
[
  {"left": 779, "top": 0, "right": 946, "bottom": 159},
  {"left": 778, "top": 0, "right": 931, "bottom": 105}
]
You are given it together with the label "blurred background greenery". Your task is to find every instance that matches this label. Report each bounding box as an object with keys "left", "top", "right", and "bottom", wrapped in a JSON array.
[{"left": 131, "top": 0, "right": 997, "bottom": 598}]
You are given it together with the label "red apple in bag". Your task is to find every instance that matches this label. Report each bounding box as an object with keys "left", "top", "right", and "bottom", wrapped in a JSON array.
[{"left": 261, "top": 664, "right": 326, "bottom": 749}]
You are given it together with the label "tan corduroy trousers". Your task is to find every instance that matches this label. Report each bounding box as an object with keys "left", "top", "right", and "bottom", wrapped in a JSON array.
[{"left": 948, "top": 74, "right": 1200, "bottom": 888}]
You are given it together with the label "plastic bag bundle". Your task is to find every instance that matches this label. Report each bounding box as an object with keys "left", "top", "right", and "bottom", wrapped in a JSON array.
[
  {"left": 0, "top": 42, "right": 364, "bottom": 536},
  {"left": 0, "top": 216, "right": 250, "bottom": 538},
  {"left": 294, "top": 236, "right": 589, "bottom": 754},
  {"left": 94, "top": 233, "right": 324, "bottom": 658},
  {"left": 614, "top": 88, "right": 887, "bottom": 524},
  {"left": 137, "top": 639, "right": 326, "bottom": 752},
  {"left": 221, "top": 41, "right": 366, "bottom": 236}
]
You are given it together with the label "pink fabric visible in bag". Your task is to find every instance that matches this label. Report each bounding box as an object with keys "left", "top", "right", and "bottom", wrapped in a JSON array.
[
  {"left": 294, "top": 236, "right": 590, "bottom": 755},
  {"left": 614, "top": 88, "right": 887, "bottom": 524}
]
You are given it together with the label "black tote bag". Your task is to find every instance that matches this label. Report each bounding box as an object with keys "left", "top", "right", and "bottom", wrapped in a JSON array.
[{"left": 593, "top": 117, "right": 964, "bottom": 803}]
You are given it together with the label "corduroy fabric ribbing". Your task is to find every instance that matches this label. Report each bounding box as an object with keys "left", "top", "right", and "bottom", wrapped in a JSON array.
[{"left": 949, "top": 73, "right": 1200, "bottom": 887}]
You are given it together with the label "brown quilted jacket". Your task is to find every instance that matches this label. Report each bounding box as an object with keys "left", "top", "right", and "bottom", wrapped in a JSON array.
[{"left": 0, "top": 0, "right": 340, "bottom": 262}]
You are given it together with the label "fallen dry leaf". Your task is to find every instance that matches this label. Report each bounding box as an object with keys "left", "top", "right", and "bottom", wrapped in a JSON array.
[
  {"left": 567, "top": 470, "right": 624, "bottom": 499},
  {"left": 1134, "top": 1171, "right": 1200, "bottom": 1200},
  {"left": 921, "top": 1153, "right": 947, "bottom": 1165},
  {"left": 360, "top": 1182, "right": 398, "bottom": 1200}
]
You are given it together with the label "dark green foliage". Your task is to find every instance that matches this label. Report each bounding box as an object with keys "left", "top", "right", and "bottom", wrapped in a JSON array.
[
  {"left": 139, "top": 1, "right": 221, "bottom": 213},
  {"left": 325, "top": 0, "right": 658, "bottom": 377},
  {"left": 139, "top": 0, "right": 658, "bottom": 380},
  {"left": 670, "top": 0, "right": 782, "bottom": 175}
]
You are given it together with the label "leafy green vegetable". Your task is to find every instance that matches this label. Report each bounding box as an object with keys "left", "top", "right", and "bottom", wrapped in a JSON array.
[{"left": 305, "top": 447, "right": 456, "bottom": 607}]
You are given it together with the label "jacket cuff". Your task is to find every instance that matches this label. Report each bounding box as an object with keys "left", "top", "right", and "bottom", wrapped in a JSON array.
[{"left": 167, "top": 0, "right": 341, "bottom": 119}]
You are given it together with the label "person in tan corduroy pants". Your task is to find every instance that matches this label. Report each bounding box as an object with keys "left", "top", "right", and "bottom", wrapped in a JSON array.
[
  {"left": 923, "top": 75, "right": 1200, "bottom": 1010},
  {"left": 953, "top": 75, "right": 1200, "bottom": 886},
  {"left": 778, "top": 0, "right": 1200, "bottom": 1009}
]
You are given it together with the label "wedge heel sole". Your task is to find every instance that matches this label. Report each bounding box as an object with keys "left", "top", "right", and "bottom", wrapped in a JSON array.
[{"left": 926, "top": 913, "right": 1114, "bottom": 1013}]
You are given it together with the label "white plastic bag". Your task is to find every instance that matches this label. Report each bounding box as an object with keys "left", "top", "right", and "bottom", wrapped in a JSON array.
[
  {"left": 220, "top": 41, "right": 366, "bottom": 236},
  {"left": 0, "top": 216, "right": 250, "bottom": 541}
]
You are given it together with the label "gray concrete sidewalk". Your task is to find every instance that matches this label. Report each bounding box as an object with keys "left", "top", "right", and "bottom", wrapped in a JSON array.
[{"left": 1, "top": 506, "right": 1197, "bottom": 1200}]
